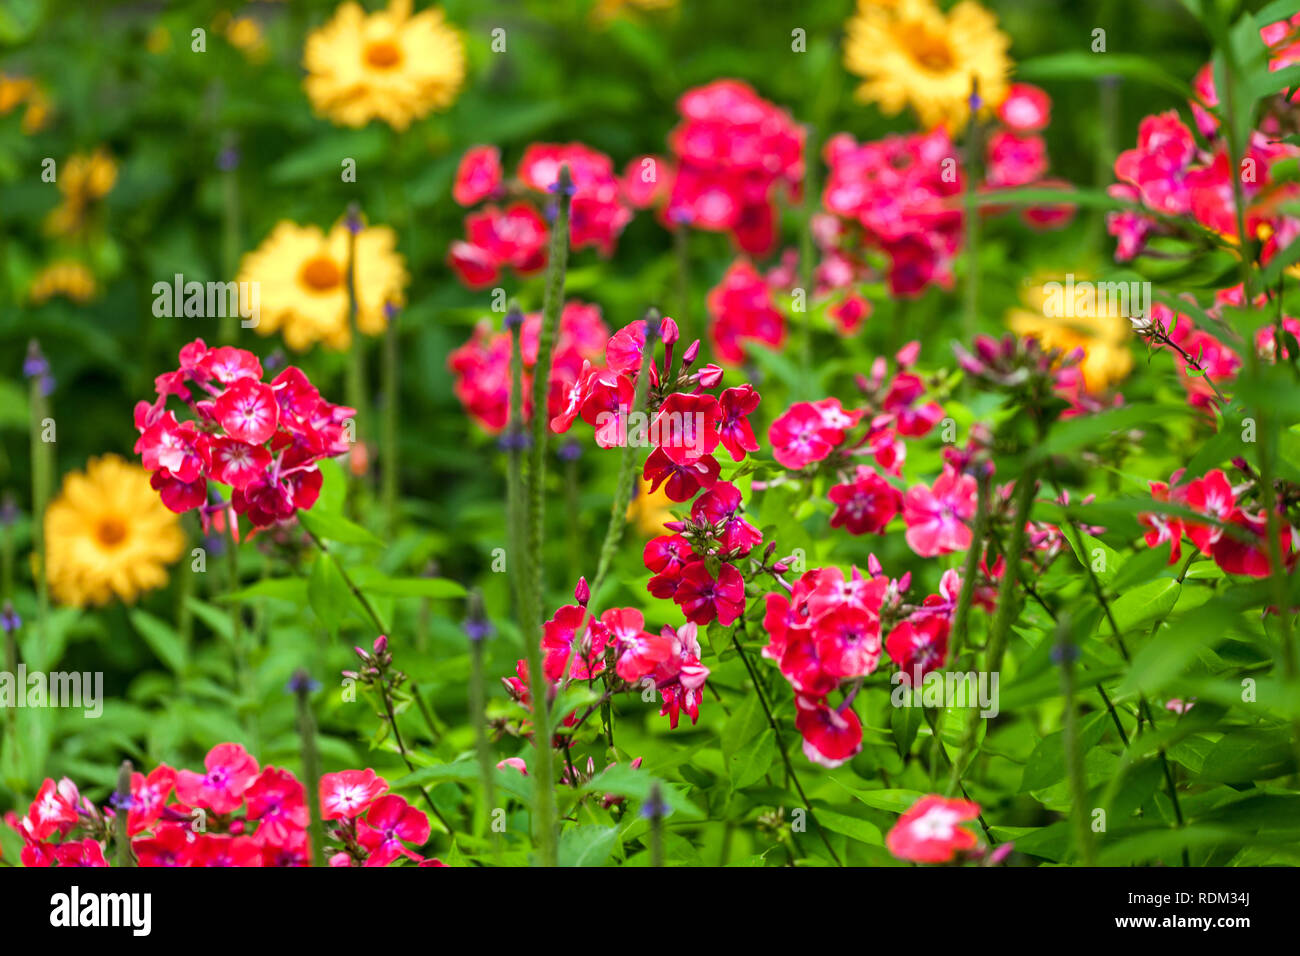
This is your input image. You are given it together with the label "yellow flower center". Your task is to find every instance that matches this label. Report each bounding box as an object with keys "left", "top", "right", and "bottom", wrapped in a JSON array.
[
  {"left": 96, "top": 516, "right": 128, "bottom": 548},
  {"left": 301, "top": 256, "right": 343, "bottom": 292},
  {"left": 898, "top": 23, "right": 955, "bottom": 72},
  {"left": 364, "top": 39, "right": 403, "bottom": 70}
]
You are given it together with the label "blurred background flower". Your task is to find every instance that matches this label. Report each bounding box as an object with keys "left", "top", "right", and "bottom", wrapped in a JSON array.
[
  {"left": 303, "top": 0, "right": 465, "bottom": 130},
  {"left": 44, "top": 455, "right": 184, "bottom": 607},
  {"left": 844, "top": 0, "right": 1011, "bottom": 130}
]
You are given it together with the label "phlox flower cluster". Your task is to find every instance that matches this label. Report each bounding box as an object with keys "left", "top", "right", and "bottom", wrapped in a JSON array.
[
  {"left": 625, "top": 79, "right": 804, "bottom": 257},
  {"left": 133, "top": 339, "right": 353, "bottom": 531},
  {"left": 449, "top": 142, "right": 632, "bottom": 287},
  {"left": 8, "top": 743, "right": 438, "bottom": 867}
]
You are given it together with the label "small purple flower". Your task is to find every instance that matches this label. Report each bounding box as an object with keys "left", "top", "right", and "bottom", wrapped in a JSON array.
[
  {"left": 345, "top": 205, "right": 364, "bottom": 234},
  {"left": 464, "top": 618, "right": 492, "bottom": 643},
  {"left": 216, "top": 147, "right": 240, "bottom": 172},
  {"left": 640, "top": 784, "right": 670, "bottom": 821},
  {"left": 1, "top": 602, "right": 20, "bottom": 635},
  {"left": 23, "top": 341, "right": 49, "bottom": 380},
  {"left": 286, "top": 670, "right": 321, "bottom": 695},
  {"left": 557, "top": 439, "right": 583, "bottom": 462}
]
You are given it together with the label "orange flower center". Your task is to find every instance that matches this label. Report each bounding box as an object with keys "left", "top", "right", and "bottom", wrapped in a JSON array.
[
  {"left": 301, "top": 256, "right": 342, "bottom": 292},
  {"left": 364, "top": 39, "right": 403, "bottom": 69},
  {"left": 96, "top": 517, "right": 127, "bottom": 548},
  {"left": 899, "top": 23, "right": 955, "bottom": 72}
]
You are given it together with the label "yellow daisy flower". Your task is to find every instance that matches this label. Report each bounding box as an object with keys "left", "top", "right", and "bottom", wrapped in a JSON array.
[
  {"left": 626, "top": 476, "right": 677, "bottom": 538},
  {"left": 1007, "top": 275, "right": 1133, "bottom": 393},
  {"left": 222, "top": 13, "right": 269, "bottom": 63},
  {"left": 303, "top": 0, "right": 465, "bottom": 130},
  {"left": 237, "top": 220, "right": 409, "bottom": 351},
  {"left": 28, "top": 261, "right": 98, "bottom": 305},
  {"left": 45, "top": 148, "right": 118, "bottom": 237},
  {"left": 45, "top": 455, "right": 185, "bottom": 608},
  {"left": 844, "top": 0, "right": 1011, "bottom": 132}
]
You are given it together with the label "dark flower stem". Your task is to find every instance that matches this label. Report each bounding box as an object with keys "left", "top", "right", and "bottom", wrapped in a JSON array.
[
  {"left": 114, "top": 760, "right": 135, "bottom": 867},
  {"left": 730, "top": 621, "right": 843, "bottom": 866},
  {"left": 506, "top": 309, "right": 559, "bottom": 867},
  {"left": 293, "top": 677, "right": 328, "bottom": 867}
]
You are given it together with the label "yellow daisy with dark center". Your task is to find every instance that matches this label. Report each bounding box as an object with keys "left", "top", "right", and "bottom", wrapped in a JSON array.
[
  {"left": 303, "top": 0, "right": 465, "bottom": 130},
  {"left": 44, "top": 455, "right": 185, "bottom": 608},
  {"left": 237, "top": 220, "right": 409, "bottom": 351},
  {"left": 844, "top": 0, "right": 1011, "bottom": 132}
]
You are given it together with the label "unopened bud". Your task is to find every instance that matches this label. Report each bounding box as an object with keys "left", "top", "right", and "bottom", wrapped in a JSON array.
[
  {"left": 697, "top": 364, "right": 724, "bottom": 388},
  {"left": 574, "top": 577, "right": 590, "bottom": 606}
]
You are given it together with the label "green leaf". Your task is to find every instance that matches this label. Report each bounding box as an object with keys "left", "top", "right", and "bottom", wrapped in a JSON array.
[
  {"left": 1017, "top": 52, "right": 1193, "bottom": 99},
  {"left": 558, "top": 824, "right": 619, "bottom": 867},
  {"left": 128, "top": 609, "right": 187, "bottom": 675},
  {"left": 298, "top": 509, "right": 384, "bottom": 548},
  {"left": 1021, "top": 712, "right": 1109, "bottom": 792},
  {"left": 813, "top": 808, "right": 883, "bottom": 846},
  {"left": 358, "top": 576, "right": 467, "bottom": 599},
  {"left": 222, "top": 578, "right": 310, "bottom": 605},
  {"left": 1109, "top": 578, "right": 1181, "bottom": 633}
]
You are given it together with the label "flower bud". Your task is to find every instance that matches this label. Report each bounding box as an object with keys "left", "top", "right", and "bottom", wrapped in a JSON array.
[
  {"left": 697, "top": 364, "right": 724, "bottom": 388},
  {"left": 574, "top": 577, "right": 590, "bottom": 606}
]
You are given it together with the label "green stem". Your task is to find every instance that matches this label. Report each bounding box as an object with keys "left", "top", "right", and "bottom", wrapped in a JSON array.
[
  {"left": 948, "top": 468, "right": 991, "bottom": 664},
  {"left": 962, "top": 84, "right": 983, "bottom": 346},
  {"left": 526, "top": 166, "right": 573, "bottom": 615},
  {"left": 506, "top": 307, "right": 558, "bottom": 867},
  {"left": 947, "top": 464, "right": 1036, "bottom": 797},
  {"left": 382, "top": 306, "right": 400, "bottom": 535},
  {"left": 114, "top": 760, "right": 135, "bottom": 867},
  {"left": 731, "top": 622, "right": 843, "bottom": 866},
  {"left": 293, "top": 674, "right": 328, "bottom": 867},
  {"left": 799, "top": 123, "right": 818, "bottom": 400},
  {"left": 466, "top": 592, "right": 498, "bottom": 855},
  {"left": 1058, "top": 624, "right": 1097, "bottom": 865},
  {"left": 28, "top": 367, "right": 51, "bottom": 652},
  {"left": 219, "top": 131, "right": 241, "bottom": 345}
]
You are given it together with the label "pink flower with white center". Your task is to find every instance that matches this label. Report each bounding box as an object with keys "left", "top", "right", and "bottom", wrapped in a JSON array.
[
  {"left": 175, "top": 742, "right": 259, "bottom": 815},
  {"left": 128, "top": 765, "right": 176, "bottom": 836},
  {"left": 673, "top": 560, "right": 745, "bottom": 626},
  {"left": 358, "top": 794, "right": 431, "bottom": 867},
  {"left": 319, "top": 769, "right": 388, "bottom": 821},
  {"left": 652, "top": 623, "right": 710, "bottom": 729},
  {"left": 26, "top": 778, "right": 79, "bottom": 840},
  {"left": 202, "top": 345, "right": 263, "bottom": 385},
  {"left": 903, "top": 467, "right": 977, "bottom": 557},
  {"left": 642, "top": 447, "right": 721, "bottom": 502},
  {"left": 998, "top": 83, "right": 1051, "bottom": 132},
  {"left": 652, "top": 392, "right": 720, "bottom": 465},
  {"left": 886, "top": 795, "right": 981, "bottom": 863},
  {"left": 716, "top": 384, "right": 761, "bottom": 462},
  {"left": 769, "top": 401, "right": 838, "bottom": 470},
  {"left": 453, "top": 145, "right": 503, "bottom": 206},
  {"left": 812, "top": 605, "right": 882, "bottom": 679},
  {"left": 603, "top": 608, "right": 675, "bottom": 683},
  {"left": 885, "top": 615, "right": 950, "bottom": 686},
  {"left": 137, "top": 411, "right": 203, "bottom": 482},
  {"left": 213, "top": 379, "right": 279, "bottom": 445},
  {"left": 199, "top": 435, "right": 272, "bottom": 490},
  {"left": 794, "top": 695, "right": 863, "bottom": 768},
  {"left": 828, "top": 466, "right": 902, "bottom": 536},
  {"left": 1183, "top": 468, "right": 1236, "bottom": 553},
  {"left": 245, "top": 768, "right": 309, "bottom": 847}
]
